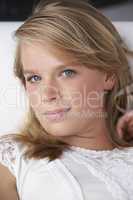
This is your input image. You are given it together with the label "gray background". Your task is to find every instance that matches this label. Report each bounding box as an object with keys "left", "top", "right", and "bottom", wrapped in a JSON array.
[{"left": 100, "top": 1, "right": 133, "bottom": 21}]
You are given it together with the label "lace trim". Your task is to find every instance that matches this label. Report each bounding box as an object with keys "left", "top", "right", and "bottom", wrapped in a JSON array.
[
  {"left": 0, "top": 137, "right": 18, "bottom": 176},
  {"left": 70, "top": 145, "right": 117, "bottom": 157}
]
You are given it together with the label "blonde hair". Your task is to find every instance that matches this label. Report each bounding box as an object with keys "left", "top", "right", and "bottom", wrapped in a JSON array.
[{"left": 8, "top": 0, "right": 133, "bottom": 160}]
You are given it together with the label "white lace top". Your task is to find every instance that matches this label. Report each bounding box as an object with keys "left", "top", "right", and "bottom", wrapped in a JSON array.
[{"left": 0, "top": 136, "right": 133, "bottom": 200}]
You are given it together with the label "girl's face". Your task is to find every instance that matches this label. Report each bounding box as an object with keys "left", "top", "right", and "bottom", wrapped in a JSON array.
[{"left": 21, "top": 42, "right": 114, "bottom": 138}]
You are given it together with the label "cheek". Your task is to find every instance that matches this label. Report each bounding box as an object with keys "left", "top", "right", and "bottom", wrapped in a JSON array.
[
  {"left": 85, "top": 78, "right": 105, "bottom": 110},
  {"left": 26, "top": 85, "right": 42, "bottom": 108},
  {"left": 68, "top": 81, "right": 104, "bottom": 110},
  {"left": 26, "top": 84, "right": 36, "bottom": 93},
  {"left": 86, "top": 87, "right": 104, "bottom": 110}
]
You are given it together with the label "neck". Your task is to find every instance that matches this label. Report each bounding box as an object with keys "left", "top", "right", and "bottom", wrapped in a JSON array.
[{"left": 59, "top": 118, "right": 116, "bottom": 151}]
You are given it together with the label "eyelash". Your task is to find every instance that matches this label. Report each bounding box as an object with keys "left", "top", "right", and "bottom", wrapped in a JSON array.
[
  {"left": 61, "top": 69, "right": 76, "bottom": 78},
  {"left": 26, "top": 75, "right": 41, "bottom": 83},
  {"left": 25, "top": 69, "right": 77, "bottom": 83}
]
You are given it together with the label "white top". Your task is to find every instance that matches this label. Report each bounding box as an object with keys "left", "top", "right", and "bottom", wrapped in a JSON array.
[{"left": 0, "top": 136, "right": 133, "bottom": 200}]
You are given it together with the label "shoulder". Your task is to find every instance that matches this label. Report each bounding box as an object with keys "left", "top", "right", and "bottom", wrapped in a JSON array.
[
  {"left": 116, "top": 146, "right": 133, "bottom": 156},
  {"left": 102, "top": 146, "right": 133, "bottom": 161},
  {"left": 103, "top": 146, "right": 133, "bottom": 168},
  {"left": 120, "top": 146, "right": 133, "bottom": 159}
]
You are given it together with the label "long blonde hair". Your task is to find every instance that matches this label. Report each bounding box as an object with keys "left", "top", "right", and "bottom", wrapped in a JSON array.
[{"left": 8, "top": 0, "right": 133, "bottom": 160}]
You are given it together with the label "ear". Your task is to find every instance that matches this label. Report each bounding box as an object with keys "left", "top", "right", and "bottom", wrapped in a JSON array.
[{"left": 103, "top": 73, "right": 116, "bottom": 91}]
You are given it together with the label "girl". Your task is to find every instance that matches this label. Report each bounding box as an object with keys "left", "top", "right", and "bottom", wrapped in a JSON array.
[{"left": 0, "top": 0, "right": 133, "bottom": 199}]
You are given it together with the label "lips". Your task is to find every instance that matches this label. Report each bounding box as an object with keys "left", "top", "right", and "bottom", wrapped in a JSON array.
[{"left": 44, "top": 107, "right": 71, "bottom": 115}]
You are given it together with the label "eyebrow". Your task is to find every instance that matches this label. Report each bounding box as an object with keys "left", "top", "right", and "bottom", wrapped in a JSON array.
[{"left": 23, "top": 64, "right": 77, "bottom": 75}]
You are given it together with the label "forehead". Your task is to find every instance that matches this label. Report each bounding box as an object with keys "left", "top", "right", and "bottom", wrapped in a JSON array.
[
  {"left": 21, "top": 41, "right": 63, "bottom": 64},
  {"left": 20, "top": 41, "right": 79, "bottom": 73}
]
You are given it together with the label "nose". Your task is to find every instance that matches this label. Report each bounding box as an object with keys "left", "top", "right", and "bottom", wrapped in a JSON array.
[
  {"left": 41, "top": 81, "right": 61, "bottom": 103},
  {"left": 43, "top": 89, "right": 58, "bottom": 102}
]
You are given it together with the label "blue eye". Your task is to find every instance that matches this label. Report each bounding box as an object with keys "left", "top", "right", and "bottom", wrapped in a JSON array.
[
  {"left": 26, "top": 75, "right": 41, "bottom": 83},
  {"left": 61, "top": 69, "right": 76, "bottom": 77}
]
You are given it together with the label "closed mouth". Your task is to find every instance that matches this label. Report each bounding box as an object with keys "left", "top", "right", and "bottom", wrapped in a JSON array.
[{"left": 44, "top": 107, "right": 71, "bottom": 115}]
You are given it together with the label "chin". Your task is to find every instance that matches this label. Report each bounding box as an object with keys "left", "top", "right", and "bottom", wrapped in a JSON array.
[{"left": 42, "top": 123, "right": 75, "bottom": 137}]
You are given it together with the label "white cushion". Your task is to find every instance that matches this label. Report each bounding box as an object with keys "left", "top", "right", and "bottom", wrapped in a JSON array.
[{"left": 0, "top": 22, "right": 133, "bottom": 135}]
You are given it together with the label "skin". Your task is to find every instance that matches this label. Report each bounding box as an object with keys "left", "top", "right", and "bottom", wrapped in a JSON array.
[
  {"left": 21, "top": 41, "right": 118, "bottom": 150},
  {"left": 0, "top": 163, "right": 18, "bottom": 200},
  {"left": 116, "top": 110, "right": 133, "bottom": 140}
]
